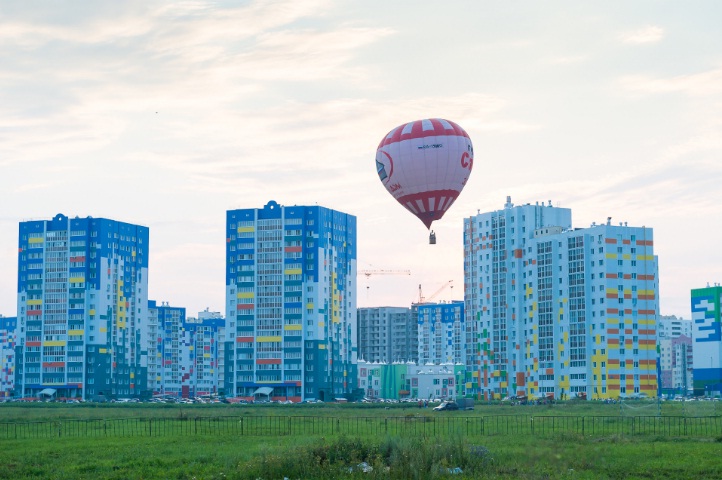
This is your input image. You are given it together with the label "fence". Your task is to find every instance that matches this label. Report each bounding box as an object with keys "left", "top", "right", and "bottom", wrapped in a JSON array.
[{"left": 1, "top": 415, "right": 721, "bottom": 440}]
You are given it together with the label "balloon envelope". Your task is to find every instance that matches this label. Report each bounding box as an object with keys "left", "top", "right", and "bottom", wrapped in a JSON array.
[{"left": 375, "top": 118, "right": 474, "bottom": 229}]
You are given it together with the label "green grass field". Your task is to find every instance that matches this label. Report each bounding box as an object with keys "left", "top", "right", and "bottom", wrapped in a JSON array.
[
  {"left": 1, "top": 398, "right": 717, "bottom": 422},
  {"left": 1, "top": 402, "right": 721, "bottom": 479}
]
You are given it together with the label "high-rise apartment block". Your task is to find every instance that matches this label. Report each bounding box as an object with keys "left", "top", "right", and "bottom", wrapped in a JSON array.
[
  {"left": 357, "top": 307, "right": 416, "bottom": 363},
  {"left": 464, "top": 198, "right": 658, "bottom": 400},
  {"left": 0, "top": 315, "right": 17, "bottom": 397},
  {"left": 16, "top": 214, "right": 149, "bottom": 400},
  {"left": 224, "top": 201, "right": 357, "bottom": 402},
  {"left": 691, "top": 285, "right": 722, "bottom": 396},
  {"left": 417, "top": 301, "right": 465, "bottom": 365}
]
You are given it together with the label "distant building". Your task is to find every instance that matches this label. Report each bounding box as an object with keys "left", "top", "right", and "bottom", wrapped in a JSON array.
[
  {"left": 224, "top": 201, "right": 357, "bottom": 402},
  {"left": 16, "top": 214, "right": 149, "bottom": 400},
  {"left": 464, "top": 197, "right": 659, "bottom": 400},
  {"left": 658, "top": 314, "right": 692, "bottom": 339},
  {"left": 671, "top": 335, "right": 693, "bottom": 395},
  {"left": 147, "top": 302, "right": 225, "bottom": 398},
  {"left": 357, "top": 360, "right": 464, "bottom": 400},
  {"left": 357, "top": 307, "right": 416, "bottom": 363},
  {"left": 691, "top": 285, "right": 722, "bottom": 396},
  {"left": 657, "top": 315, "right": 693, "bottom": 396},
  {"left": 148, "top": 302, "right": 186, "bottom": 396},
  {"left": 0, "top": 315, "right": 17, "bottom": 398},
  {"left": 147, "top": 303, "right": 160, "bottom": 395},
  {"left": 417, "top": 301, "right": 465, "bottom": 365},
  {"left": 183, "top": 310, "right": 224, "bottom": 397},
  {"left": 196, "top": 308, "right": 225, "bottom": 396}
]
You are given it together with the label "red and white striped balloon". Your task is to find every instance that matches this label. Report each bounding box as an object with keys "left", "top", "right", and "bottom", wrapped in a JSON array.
[{"left": 375, "top": 118, "right": 474, "bottom": 229}]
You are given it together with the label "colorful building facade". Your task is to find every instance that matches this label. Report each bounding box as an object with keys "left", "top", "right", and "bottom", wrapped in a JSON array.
[
  {"left": 417, "top": 301, "right": 465, "bottom": 366},
  {"left": 464, "top": 198, "right": 659, "bottom": 400},
  {"left": 0, "top": 316, "right": 17, "bottom": 397},
  {"left": 147, "top": 301, "right": 224, "bottom": 398},
  {"left": 16, "top": 214, "right": 150, "bottom": 400},
  {"left": 691, "top": 285, "right": 722, "bottom": 396},
  {"left": 225, "top": 201, "right": 357, "bottom": 402}
]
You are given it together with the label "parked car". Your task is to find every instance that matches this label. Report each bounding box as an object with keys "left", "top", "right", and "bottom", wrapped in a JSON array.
[{"left": 433, "top": 401, "right": 459, "bottom": 411}]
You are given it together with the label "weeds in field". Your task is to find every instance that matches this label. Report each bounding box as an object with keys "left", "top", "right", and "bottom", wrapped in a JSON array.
[{"left": 239, "top": 435, "right": 492, "bottom": 479}]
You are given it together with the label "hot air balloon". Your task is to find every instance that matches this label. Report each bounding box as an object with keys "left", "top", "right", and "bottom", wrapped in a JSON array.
[{"left": 375, "top": 118, "right": 474, "bottom": 243}]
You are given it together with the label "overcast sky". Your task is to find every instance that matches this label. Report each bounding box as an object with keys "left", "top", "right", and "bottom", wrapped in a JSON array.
[{"left": 1, "top": 1, "right": 720, "bottom": 319}]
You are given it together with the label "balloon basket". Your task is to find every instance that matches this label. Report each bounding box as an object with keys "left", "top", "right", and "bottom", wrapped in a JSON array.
[{"left": 429, "top": 231, "right": 436, "bottom": 245}]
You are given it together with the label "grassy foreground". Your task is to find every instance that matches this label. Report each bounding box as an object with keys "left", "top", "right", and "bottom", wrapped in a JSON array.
[
  {"left": 2, "top": 431, "right": 722, "bottom": 479},
  {"left": 1, "top": 402, "right": 721, "bottom": 479}
]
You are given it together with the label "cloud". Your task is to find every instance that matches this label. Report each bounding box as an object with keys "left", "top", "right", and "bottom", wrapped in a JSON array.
[
  {"left": 545, "top": 54, "right": 588, "bottom": 65},
  {"left": 12, "top": 182, "right": 60, "bottom": 194},
  {"left": 664, "top": 130, "right": 722, "bottom": 160},
  {"left": 0, "top": 1, "right": 392, "bottom": 168},
  {"left": 121, "top": 92, "right": 531, "bottom": 197},
  {"left": 231, "top": 27, "right": 394, "bottom": 82},
  {"left": 618, "top": 25, "right": 664, "bottom": 44},
  {"left": 618, "top": 66, "right": 722, "bottom": 96}
]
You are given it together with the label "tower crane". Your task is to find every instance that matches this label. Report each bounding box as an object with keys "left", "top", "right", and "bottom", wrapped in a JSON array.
[
  {"left": 358, "top": 269, "right": 411, "bottom": 278},
  {"left": 417, "top": 279, "right": 454, "bottom": 304},
  {"left": 358, "top": 269, "right": 411, "bottom": 303}
]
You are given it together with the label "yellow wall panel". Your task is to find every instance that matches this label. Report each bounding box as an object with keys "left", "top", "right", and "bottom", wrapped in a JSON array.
[{"left": 257, "top": 336, "right": 281, "bottom": 342}]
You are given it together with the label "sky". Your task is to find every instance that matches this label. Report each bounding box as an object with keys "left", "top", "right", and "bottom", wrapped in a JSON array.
[{"left": 1, "top": 1, "right": 721, "bottom": 319}]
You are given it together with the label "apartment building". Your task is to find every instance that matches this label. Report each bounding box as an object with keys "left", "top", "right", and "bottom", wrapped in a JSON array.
[
  {"left": 417, "top": 301, "right": 465, "bottom": 365},
  {"left": 357, "top": 307, "right": 416, "bottom": 363},
  {"left": 691, "top": 285, "right": 722, "bottom": 396},
  {"left": 224, "top": 201, "right": 357, "bottom": 402},
  {"left": 464, "top": 198, "right": 658, "bottom": 400},
  {"left": 16, "top": 213, "right": 149, "bottom": 400},
  {"left": 657, "top": 315, "right": 693, "bottom": 396},
  {"left": 0, "top": 315, "right": 16, "bottom": 397}
]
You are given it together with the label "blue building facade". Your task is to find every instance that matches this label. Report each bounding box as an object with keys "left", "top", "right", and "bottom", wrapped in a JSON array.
[
  {"left": 225, "top": 201, "right": 357, "bottom": 402},
  {"left": 417, "top": 301, "right": 465, "bottom": 365},
  {"left": 0, "top": 316, "right": 17, "bottom": 397},
  {"left": 691, "top": 285, "right": 722, "bottom": 396},
  {"left": 16, "top": 214, "right": 149, "bottom": 400},
  {"left": 147, "top": 301, "right": 224, "bottom": 398}
]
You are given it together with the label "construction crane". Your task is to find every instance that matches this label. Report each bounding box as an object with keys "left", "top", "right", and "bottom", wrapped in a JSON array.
[
  {"left": 358, "top": 269, "right": 411, "bottom": 278},
  {"left": 417, "top": 279, "right": 454, "bottom": 304},
  {"left": 358, "top": 269, "right": 411, "bottom": 303}
]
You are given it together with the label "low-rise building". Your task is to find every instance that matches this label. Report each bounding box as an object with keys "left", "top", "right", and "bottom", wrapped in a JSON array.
[{"left": 357, "top": 360, "right": 465, "bottom": 400}]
